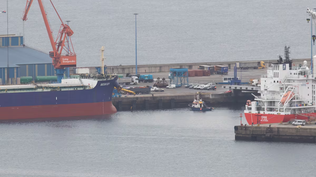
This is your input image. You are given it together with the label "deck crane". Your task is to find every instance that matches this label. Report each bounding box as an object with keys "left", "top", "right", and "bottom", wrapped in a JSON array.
[{"left": 22, "top": 0, "right": 76, "bottom": 83}]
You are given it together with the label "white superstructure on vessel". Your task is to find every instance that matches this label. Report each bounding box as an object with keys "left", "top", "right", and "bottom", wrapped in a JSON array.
[{"left": 244, "top": 47, "right": 316, "bottom": 124}]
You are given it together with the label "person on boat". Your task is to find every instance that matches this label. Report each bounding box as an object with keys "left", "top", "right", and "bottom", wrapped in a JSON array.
[{"left": 199, "top": 99, "right": 203, "bottom": 108}]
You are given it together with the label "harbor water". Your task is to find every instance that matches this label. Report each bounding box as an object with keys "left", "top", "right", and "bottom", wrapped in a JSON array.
[
  {"left": 0, "top": 108, "right": 314, "bottom": 177},
  {"left": 0, "top": 0, "right": 315, "bottom": 66}
]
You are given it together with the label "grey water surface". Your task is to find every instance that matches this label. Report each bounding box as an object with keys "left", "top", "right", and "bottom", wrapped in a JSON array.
[{"left": 0, "top": 108, "right": 314, "bottom": 177}]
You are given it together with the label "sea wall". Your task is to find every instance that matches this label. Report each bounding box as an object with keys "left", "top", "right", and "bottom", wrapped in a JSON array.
[
  {"left": 112, "top": 92, "right": 252, "bottom": 111},
  {"left": 234, "top": 125, "right": 316, "bottom": 143},
  {"left": 87, "top": 58, "right": 309, "bottom": 74}
]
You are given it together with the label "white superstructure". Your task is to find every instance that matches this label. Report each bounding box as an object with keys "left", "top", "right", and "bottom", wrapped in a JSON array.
[{"left": 245, "top": 60, "right": 316, "bottom": 115}]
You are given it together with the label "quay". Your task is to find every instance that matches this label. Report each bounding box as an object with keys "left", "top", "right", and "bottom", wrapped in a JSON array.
[
  {"left": 234, "top": 124, "right": 316, "bottom": 143},
  {"left": 113, "top": 92, "right": 253, "bottom": 111},
  {"left": 87, "top": 58, "right": 309, "bottom": 75},
  {"left": 109, "top": 57, "right": 309, "bottom": 111}
]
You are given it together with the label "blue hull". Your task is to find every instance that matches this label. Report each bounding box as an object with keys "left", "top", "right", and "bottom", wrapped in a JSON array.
[
  {"left": 0, "top": 77, "right": 120, "bottom": 120},
  {"left": 0, "top": 78, "right": 119, "bottom": 107}
]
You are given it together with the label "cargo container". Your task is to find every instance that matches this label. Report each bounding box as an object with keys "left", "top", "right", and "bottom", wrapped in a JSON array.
[
  {"left": 117, "top": 74, "right": 124, "bottom": 78},
  {"left": 198, "top": 65, "right": 213, "bottom": 70},
  {"left": 236, "top": 61, "right": 266, "bottom": 69},
  {"left": 35, "top": 76, "right": 57, "bottom": 82},
  {"left": 76, "top": 68, "right": 90, "bottom": 74},
  {"left": 195, "top": 70, "right": 204, "bottom": 76},
  {"left": 118, "top": 76, "right": 139, "bottom": 85},
  {"left": 70, "top": 75, "right": 80, "bottom": 78},
  {"left": 203, "top": 70, "right": 211, "bottom": 76},
  {"left": 20, "top": 76, "right": 33, "bottom": 84},
  {"left": 197, "top": 65, "right": 215, "bottom": 75},
  {"left": 214, "top": 65, "right": 228, "bottom": 75},
  {"left": 139, "top": 74, "right": 154, "bottom": 83},
  {"left": 188, "top": 70, "right": 195, "bottom": 77}
]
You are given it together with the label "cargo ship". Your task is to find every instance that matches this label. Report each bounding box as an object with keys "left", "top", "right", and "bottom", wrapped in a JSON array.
[
  {"left": 244, "top": 50, "right": 316, "bottom": 124},
  {"left": 0, "top": 76, "right": 120, "bottom": 121}
]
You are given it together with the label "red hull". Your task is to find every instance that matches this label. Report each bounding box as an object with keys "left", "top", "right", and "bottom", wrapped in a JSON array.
[
  {"left": 0, "top": 102, "right": 117, "bottom": 121},
  {"left": 244, "top": 113, "right": 316, "bottom": 125}
]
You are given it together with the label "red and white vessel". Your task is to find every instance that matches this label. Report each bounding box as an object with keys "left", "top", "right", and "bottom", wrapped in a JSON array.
[{"left": 244, "top": 49, "right": 316, "bottom": 124}]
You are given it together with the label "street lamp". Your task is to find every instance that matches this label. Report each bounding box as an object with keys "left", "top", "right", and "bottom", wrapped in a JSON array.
[
  {"left": 6, "top": 0, "right": 9, "bottom": 84},
  {"left": 306, "top": 17, "right": 313, "bottom": 75},
  {"left": 307, "top": 8, "right": 316, "bottom": 76},
  {"left": 134, "top": 13, "right": 138, "bottom": 75}
]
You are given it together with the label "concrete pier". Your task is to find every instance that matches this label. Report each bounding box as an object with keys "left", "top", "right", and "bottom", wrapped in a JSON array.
[
  {"left": 85, "top": 58, "right": 309, "bottom": 75},
  {"left": 113, "top": 92, "right": 253, "bottom": 111},
  {"left": 234, "top": 124, "right": 316, "bottom": 143},
  {"left": 102, "top": 58, "right": 311, "bottom": 112}
]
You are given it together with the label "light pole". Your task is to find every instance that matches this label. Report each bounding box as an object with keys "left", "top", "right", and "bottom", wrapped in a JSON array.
[
  {"left": 66, "top": 20, "right": 70, "bottom": 78},
  {"left": 134, "top": 13, "right": 138, "bottom": 75},
  {"left": 307, "top": 8, "right": 316, "bottom": 76},
  {"left": 306, "top": 17, "right": 313, "bottom": 75},
  {"left": 0, "top": 9, "right": 8, "bottom": 84},
  {"left": 6, "top": 0, "right": 9, "bottom": 84}
]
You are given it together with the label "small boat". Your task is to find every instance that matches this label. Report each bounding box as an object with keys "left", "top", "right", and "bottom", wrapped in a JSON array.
[{"left": 189, "top": 99, "right": 213, "bottom": 112}]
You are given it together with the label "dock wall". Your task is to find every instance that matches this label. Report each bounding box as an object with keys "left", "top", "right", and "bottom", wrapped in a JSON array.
[
  {"left": 88, "top": 58, "right": 309, "bottom": 74},
  {"left": 113, "top": 92, "right": 253, "bottom": 111},
  {"left": 234, "top": 125, "right": 316, "bottom": 143}
]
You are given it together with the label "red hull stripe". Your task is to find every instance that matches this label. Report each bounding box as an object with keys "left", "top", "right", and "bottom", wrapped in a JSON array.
[
  {"left": 0, "top": 102, "right": 117, "bottom": 121},
  {"left": 244, "top": 113, "right": 316, "bottom": 124},
  {"left": 244, "top": 113, "right": 284, "bottom": 124}
]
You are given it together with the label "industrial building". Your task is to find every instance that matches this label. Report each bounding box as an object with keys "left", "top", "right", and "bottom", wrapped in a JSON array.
[{"left": 0, "top": 34, "right": 55, "bottom": 84}]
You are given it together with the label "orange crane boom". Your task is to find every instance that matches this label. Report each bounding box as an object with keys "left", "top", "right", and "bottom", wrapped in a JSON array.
[{"left": 22, "top": 0, "right": 76, "bottom": 69}]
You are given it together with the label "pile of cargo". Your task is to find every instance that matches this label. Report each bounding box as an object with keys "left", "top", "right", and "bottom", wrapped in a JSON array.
[
  {"left": 125, "top": 86, "right": 151, "bottom": 94},
  {"left": 188, "top": 70, "right": 211, "bottom": 77},
  {"left": 153, "top": 77, "right": 169, "bottom": 88}
]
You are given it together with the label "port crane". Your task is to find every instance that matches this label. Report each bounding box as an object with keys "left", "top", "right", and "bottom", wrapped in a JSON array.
[{"left": 22, "top": 0, "right": 76, "bottom": 83}]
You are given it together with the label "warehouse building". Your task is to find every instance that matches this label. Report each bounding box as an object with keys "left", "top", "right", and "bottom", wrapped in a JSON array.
[{"left": 0, "top": 34, "right": 55, "bottom": 84}]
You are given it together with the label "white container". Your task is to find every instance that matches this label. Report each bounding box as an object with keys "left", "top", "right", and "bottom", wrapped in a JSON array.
[{"left": 76, "top": 68, "right": 90, "bottom": 74}]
